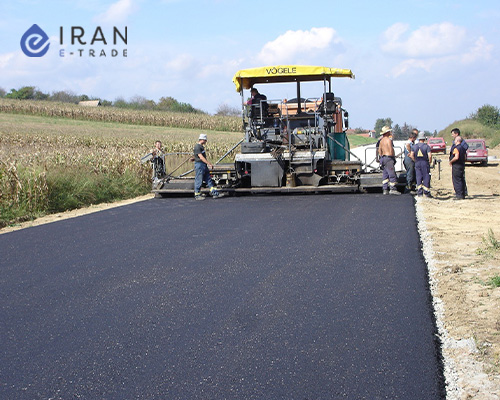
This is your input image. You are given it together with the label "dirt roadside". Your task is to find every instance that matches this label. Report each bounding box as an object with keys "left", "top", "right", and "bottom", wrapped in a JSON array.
[
  {"left": 418, "top": 147, "right": 500, "bottom": 400},
  {"left": 1, "top": 150, "right": 499, "bottom": 399}
]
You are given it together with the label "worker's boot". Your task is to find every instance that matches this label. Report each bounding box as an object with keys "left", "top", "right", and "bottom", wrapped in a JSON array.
[
  {"left": 210, "top": 188, "right": 225, "bottom": 199},
  {"left": 212, "top": 192, "right": 225, "bottom": 199},
  {"left": 194, "top": 192, "right": 206, "bottom": 201}
]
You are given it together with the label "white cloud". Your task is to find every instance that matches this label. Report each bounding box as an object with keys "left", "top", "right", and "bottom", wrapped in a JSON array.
[
  {"left": 382, "top": 22, "right": 465, "bottom": 58},
  {"left": 165, "top": 53, "right": 196, "bottom": 72},
  {"left": 94, "top": 0, "right": 136, "bottom": 25},
  {"left": 461, "top": 36, "right": 493, "bottom": 64},
  {"left": 198, "top": 58, "right": 243, "bottom": 79},
  {"left": 391, "top": 58, "right": 436, "bottom": 78},
  {"left": 257, "top": 27, "right": 341, "bottom": 64},
  {"left": 381, "top": 22, "right": 410, "bottom": 53},
  {"left": 0, "top": 45, "right": 58, "bottom": 81},
  {"left": 381, "top": 22, "right": 493, "bottom": 77},
  {"left": 0, "top": 52, "right": 15, "bottom": 69}
]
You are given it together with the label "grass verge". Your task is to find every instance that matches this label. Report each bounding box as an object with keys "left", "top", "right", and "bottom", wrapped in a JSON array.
[
  {"left": 0, "top": 113, "right": 242, "bottom": 228},
  {"left": 439, "top": 119, "right": 500, "bottom": 148},
  {"left": 47, "top": 166, "right": 149, "bottom": 213},
  {"left": 1, "top": 164, "right": 150, "bottom": 228}
]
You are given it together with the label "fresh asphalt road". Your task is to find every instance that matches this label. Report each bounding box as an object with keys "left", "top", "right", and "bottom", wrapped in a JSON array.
[{"left": 0, "top": 194, "right": 444, "bottom": 399}]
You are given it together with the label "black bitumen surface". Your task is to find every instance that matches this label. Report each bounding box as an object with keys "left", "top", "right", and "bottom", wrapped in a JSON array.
[{"left": 0, "top": 194, "right": 444, "bottom": 399}]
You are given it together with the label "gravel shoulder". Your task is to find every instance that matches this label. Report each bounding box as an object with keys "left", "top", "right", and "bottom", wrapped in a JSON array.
[{"left": 418, "top": 147, "right": 500, "bottom": 400}]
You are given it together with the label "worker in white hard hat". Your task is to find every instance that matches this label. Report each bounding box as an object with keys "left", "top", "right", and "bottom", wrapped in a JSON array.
[
  {"left": 193, "top": 133, "right": 222, "bottom": 200},
  {"left": 410, "top": 131, "right": 433, "bottom": 198}
]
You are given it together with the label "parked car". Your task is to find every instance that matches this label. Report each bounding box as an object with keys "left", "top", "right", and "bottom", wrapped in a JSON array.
[
  {"left": 428, "top": 137, "right": 446, "bottom": 154},
  {"left": 465, "top": 139, "right": 488, "bottom": 165}
]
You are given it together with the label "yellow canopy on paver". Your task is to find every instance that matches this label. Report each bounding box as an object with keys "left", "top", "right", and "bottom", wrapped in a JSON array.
[{"left": 232, "top": 65, "right": 355, "bottom": 92}]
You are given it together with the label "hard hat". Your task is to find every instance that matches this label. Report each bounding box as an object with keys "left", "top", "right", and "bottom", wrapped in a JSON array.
[{"left": 199, "top": 133, "right": 208, "bottom": 141}]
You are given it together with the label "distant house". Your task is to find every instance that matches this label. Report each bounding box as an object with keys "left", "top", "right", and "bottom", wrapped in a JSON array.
[
  {"left": 78, "top": 100, "right": 101, "bottom": 107},
  {"left": 347, "top": 129, "right": 377, "bottom": 138}
]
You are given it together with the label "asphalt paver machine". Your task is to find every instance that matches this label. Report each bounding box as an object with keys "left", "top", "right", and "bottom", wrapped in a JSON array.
[
  {"left": 231, "top": 65, "right": 360, "bottom": 193},
  {"left": 151, "top": 65, "right": 369, "bottom": 196}
]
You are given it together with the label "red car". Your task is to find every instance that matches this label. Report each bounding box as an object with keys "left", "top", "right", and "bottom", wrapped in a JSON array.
[
  {"left": 428, "top": 137, "right": 446, "bottom": 154},
  {"left": 465, "top": 139, "right": 488, "bottom": 165}
]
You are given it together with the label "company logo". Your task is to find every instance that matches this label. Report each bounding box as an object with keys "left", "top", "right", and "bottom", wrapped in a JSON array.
[
  {"left": 20, "top": 24, "right": 50, "bottom": 57},
  {"left": 266, "top": 67, "right": 297, "bottom": 75},
  {"left": 58, "top": 26, "right": 127, "bottom": 58},
  {"left": 20, "top": 24, "right": 127, "bottom": 58}
]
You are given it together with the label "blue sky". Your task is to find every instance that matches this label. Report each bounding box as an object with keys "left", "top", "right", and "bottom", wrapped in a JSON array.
[{"left": 1, "top": 0, "right": 499, "bottom": 132}]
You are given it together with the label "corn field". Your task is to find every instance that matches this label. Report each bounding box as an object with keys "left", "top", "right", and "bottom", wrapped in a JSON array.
[
  {"left": 0, "top": 110, "right": 243, "bottom": 227},
  {"left": 0, "top": 98, "right": 242, "bottom": 132}
]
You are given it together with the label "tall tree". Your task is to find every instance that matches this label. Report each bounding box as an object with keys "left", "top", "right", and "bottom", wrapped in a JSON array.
[
  {"left": 6, "top": 86, "right": 35, "bottom": 100},
  {"left": 473, "top": 104, "right": 500, "bottom": 127},
  {"left": 401, "top": 123, "right": 411, "bottom": 139},
  {"left": 374, "top": 118, "right": 393, "bottom": 135},
  {"left": 50, "top": 90, "right": 79, "bottom": 103},
  {"left": 392, "top": 124, "right": 402, "bottom": 138},
  {"left": 215, "top": 103, "right": 240, "bottom": 116}
]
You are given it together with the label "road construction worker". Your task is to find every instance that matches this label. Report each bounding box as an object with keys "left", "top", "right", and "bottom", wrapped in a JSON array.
[
  {"left": 378, "top": 126, "right": 401, "bottom": 195},
  {"left": 451, "top": 128, "right": 468, "bottom": 151},
  {"left": 150, "top": 140, "right": 166, "bottom": 188},
  {"left": 404, "top": 129, "right": 418, "bottom": 193},
  {"left": 450, "top": 128, "right": 468, "bottom": 197},
  {"left": 247, "top": 88, "right": 268, "bottom": 119},
  {"left": 449, "top": 135, "right": 467, "bottom": 200},
  {"left": 193, "top": 133, "right": 222, "bottom": 201},
  {"left": 152, "top": 140, "right": 163, "bottom": 156},
  {"left": 411, "top": 131, "right": 432, "bottom": 198}
]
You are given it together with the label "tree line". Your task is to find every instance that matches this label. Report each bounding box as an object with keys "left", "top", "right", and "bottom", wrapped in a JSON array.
[
  {"left": 372, "top": 118, "right": 437, "bottom": 140},
  {"left": 6, "top": 85, "right": 496, "bottom": 128},
  {"left": 371, "top": 105, "right": 498, "bottom": 140},
  {"left": 0, "top": 86, "right": 205, "bottom": 114}
]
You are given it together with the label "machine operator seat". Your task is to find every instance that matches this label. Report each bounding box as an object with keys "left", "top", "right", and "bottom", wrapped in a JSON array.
[
  {"left": 318, "top": 92, "right": 338, "bottom": 115},
  {"left": 250, "top": 94, "right": 269, "bottom": 122}
]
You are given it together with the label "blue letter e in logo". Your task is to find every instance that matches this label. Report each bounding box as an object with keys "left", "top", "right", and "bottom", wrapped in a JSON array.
[{"left": 20, "top": 24, "right": 50, "bottom": 57}]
